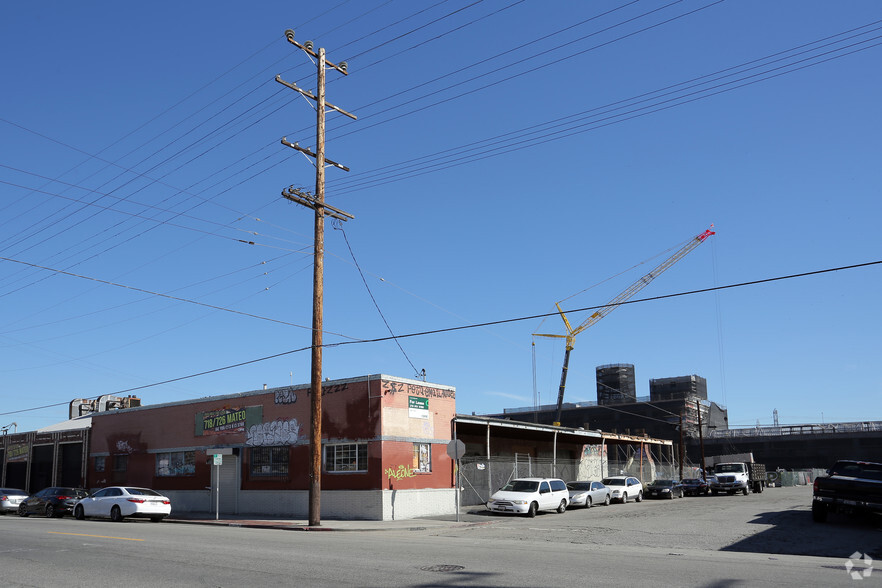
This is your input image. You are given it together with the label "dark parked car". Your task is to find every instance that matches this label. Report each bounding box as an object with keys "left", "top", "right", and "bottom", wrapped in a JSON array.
[
  {"left": 813, "top": 460, "right": 882, "bottom": 522},
  {"left": 18, "top": 487, "right": 89, "bottom": 518},
  {"left": 645, "top": 479, "right": 684, "bottom": 499},
  {"left": 1, "top": 488, "right": 29, "bottom": 514},
  {"left": 681, "top": 478, "right": 710, "bottom": 496}
]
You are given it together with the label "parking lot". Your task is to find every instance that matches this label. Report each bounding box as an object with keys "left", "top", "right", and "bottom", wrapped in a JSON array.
[{"left": 437, "top": 485, "right": 882, "bottom": 560}]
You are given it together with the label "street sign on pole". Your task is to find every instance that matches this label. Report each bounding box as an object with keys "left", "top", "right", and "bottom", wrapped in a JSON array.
[
  {"left": 447, "top": 439, "right": 466, "bottom": 522},
  {"left": 446, "top": 439, "right": 465, "bottom": 460}
]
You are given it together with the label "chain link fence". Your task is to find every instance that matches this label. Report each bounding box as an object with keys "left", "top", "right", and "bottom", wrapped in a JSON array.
[{"left": 458, "top": 451, "right": 694, "bottom": 507}]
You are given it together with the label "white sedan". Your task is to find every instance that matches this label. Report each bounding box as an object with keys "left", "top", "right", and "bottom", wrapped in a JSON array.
[
  {"left": 566, "top": 480, "right": 611, "bottom": 507},
  {"left": 75, "top": 486, "right": 171, "bottom": 522}
]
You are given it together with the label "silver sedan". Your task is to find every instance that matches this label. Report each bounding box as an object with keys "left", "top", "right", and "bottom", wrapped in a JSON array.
[{"left": 566, "top": 481, "right": 610, "bottom": 508}]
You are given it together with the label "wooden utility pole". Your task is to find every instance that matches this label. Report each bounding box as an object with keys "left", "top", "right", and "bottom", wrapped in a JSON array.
[{"left": 277, "top": 29, "right": 355, "bottom": 527}]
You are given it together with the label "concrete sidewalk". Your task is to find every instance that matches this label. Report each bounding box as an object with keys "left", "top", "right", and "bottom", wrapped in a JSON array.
[{"left": 165, "top": 508, "right": 500, "bottom": 532}]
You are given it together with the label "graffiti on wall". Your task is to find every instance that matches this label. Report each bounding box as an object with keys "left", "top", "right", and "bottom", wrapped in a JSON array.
[
  {"left": 385, "top": 464, "right": 416, "bottom": 481},
  {"left": 106, "top": 434, "right": 144, "bottom": 455},
  {"left": 246, "top": 418, "right": 301, "bottom": 446},
  {"left": 382, "top": 381, "right": 455, "bottom": 399},
  {"left": 303, "top": 382, "right": 349, "bottom": 397},
  {"left": 578, "top": 444, "right": 607, "bottom": 481},
  {"left": 115, "top": 440, "right": 134, "bottom": 454},
  {"left": 274, "top": 388, "right": 297, "bottom": 405},
  {"left": 7, "top": 444, "right": 28, "bottom": 462}
]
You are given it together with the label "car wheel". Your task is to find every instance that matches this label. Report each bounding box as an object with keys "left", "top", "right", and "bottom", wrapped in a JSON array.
[
  {"left": 18, "top": 503, "right": 29, "bottom": 517},
  {"left": 811, "top": 501, "right": 828, "bottom": 523},
  {"left": 527, "top": 502, "right": 538, "bottom": 518},
  {"left": 621, "top": 493, "right": 628, "bottom": 504},
  {"left": 636, "top": 491, "right": 643, "bottom": 502},
  {"left": 586, "top": 496, "right": 592, "bottom": 509},
  {"left": 150, "top": 516, "right": 164, "bottom": 523},
  {"left": 74, "top": 505, "right": 85, "bottom": 520},
  {"left": 45, "top": 504, "right": 56, "bottom": 518},
  {"left": 603, "top": 494, "right": 610, "bottom": 506},
  {"left": 742, "top": 487, "right": 749, "bottom": 496},
  {"left": 557, "top": 499, "right": 567, "bottom": 514},
  {"left": 110, "top": 505, "right": 123, "bottom": 522}
]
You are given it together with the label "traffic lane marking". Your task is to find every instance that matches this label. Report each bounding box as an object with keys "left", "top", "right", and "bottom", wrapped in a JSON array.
[{"left": 49, "top": 531, "right": 145, "bottom": 542}]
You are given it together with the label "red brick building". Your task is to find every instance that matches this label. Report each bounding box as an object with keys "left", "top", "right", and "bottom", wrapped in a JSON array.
[{"left": 87, "top": 375, "right": 456, "bottom": 521}]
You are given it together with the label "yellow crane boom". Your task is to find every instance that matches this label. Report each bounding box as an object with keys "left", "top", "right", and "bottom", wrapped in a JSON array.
[{"left": 535, "top": 226, "right": 715, "bottom": 425}]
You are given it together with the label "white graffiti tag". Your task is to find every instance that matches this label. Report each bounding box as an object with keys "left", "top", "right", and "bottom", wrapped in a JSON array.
[
  {"left": 246, "top": 418, "right": 301, "bottom": 446},
  {"left": 115, "top": 440, "right": 134, "bottom": 454}
]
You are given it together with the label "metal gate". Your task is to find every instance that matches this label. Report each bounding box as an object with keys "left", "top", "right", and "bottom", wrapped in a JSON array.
[{"left": 458, "top": 456, "right": 580, "bottom": 507}]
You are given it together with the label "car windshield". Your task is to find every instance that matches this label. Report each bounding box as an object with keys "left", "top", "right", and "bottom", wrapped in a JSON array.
[
  {"left": 125, "top": 488, "right": 162, "bottom": 496},
  {"left": 682, "top": 479, "right": 699, "bottom": 484},
  {"left": 602, "top": 478, "right": 625, "bottom": 486},
  {"left": 651, "top": 480, "right": 674, "bottom": 487},
  {"left": 716, "top": 464, "right": 744, "bottom": 473},
  {"left": 501, "top": 480, "right": 539, "bottom": 493},
  {"left": 830, "top": 462, "right": 882, "bottom": 481},
  {"left": 567, "top": 482, "right": 590, "bottom": 491}
]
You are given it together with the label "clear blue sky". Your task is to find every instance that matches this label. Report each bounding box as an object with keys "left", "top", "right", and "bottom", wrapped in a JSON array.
[{"left": 1, "top": 1, "right": 880, "bottom": 431}]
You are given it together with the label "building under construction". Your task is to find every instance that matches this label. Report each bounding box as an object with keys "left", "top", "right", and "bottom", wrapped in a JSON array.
[
  {"left": 492, "top": 366, "right": 728, "bottom": 443},
  {"left": 649, "top": 375, "right": 707, "bottom": 401},
  {"left": 597, "top": 363, "right": 637, "bottom": 405}
]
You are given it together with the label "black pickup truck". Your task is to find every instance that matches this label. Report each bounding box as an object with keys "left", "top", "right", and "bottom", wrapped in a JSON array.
[{"left": 812, "top": 459, "right": 882, "bottom": 522}]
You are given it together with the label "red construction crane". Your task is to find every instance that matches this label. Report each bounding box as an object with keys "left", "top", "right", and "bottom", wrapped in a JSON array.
[{"left": 534, "top": 226, "right": 715, "bottom": 426}]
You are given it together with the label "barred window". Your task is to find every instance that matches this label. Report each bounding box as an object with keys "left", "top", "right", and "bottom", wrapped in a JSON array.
[
  {"left": 250, "top": 446, "right": 289, "bottom": 477},
  {"left": 112, "top": 454, "right": 128, "bottom": 472},
  {"left": 412, "top": 443, "right": 431, "bottom": 473},
  {"left": 155, "top": 451, "right": 195, "bottom": 477},
  {"left": 324, "top": 443, "right": 368, "bottom": 473},
  {"left": 94, "top": 456, "right": 106, "bottom": 472}
]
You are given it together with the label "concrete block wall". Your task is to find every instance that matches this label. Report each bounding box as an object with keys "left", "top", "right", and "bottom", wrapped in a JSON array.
[
  {"left": 381, "top": 488, "right": 456, "bottom": 521},
  {"left": 163, "top": 490, "right": 213, "bottom": 514},
  {"left": 161, "top": 488, "right": 456, "bottom": 521}
]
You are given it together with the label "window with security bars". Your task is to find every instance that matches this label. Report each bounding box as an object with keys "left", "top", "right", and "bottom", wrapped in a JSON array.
[
  {"left": 112, "top": 454, "right": 128, "bottom": 472},
  {"left": 250, "top": 446, "right": 289, "bottom": 477},
  {"left": 155, "top": 451, "right": 195, "bottom": 477},
  {"left": 412, "top": 443, "right": 431, "bottom": 473},
  {"left": 324, "top": 443, "right": 368, "bottom": 473}
]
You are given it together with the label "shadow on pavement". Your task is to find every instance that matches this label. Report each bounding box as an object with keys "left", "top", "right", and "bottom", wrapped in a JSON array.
[{"left": 721, "top": 507, "right": 882, "bottom": 559}]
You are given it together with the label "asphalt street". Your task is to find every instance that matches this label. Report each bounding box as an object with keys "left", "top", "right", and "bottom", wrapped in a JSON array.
[{"left": 1, "top": 486, "right": 878, "bottom": 587}]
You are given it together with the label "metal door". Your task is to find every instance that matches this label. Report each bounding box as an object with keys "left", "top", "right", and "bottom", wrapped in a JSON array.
[{"left": 210, "top": 455, "right": 239, "bottom": 515}]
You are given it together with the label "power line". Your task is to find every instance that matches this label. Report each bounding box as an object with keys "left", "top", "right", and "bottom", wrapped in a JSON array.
[
  {"left": 3, "top": 258, "right": 878, "bottom": 417},
  {"left": 325, "top": 28, "right": 882, "bottom": 194},
  {"left": 335, "top": 223, "right": 420, "bottom": 377},
  {"left": 0, "top": 255, "right": 360, "bottom": 339}
]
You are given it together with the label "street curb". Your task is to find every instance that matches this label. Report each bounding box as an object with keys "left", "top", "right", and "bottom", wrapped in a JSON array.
[{"left": 164, "top": 517, "right": 502, "bottom": 532}]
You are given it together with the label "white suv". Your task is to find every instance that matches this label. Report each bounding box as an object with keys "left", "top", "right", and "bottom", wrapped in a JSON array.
[
  {"left": 487, "top": 477, "right": 569, "bottom": 517},
  {"left": 602, "top": 476, "right": 644, "bottom": 503}
]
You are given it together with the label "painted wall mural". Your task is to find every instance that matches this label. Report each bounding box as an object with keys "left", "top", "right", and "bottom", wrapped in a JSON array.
[{"left": 246, "top": 418, "right": 301, "bottom": 447}]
